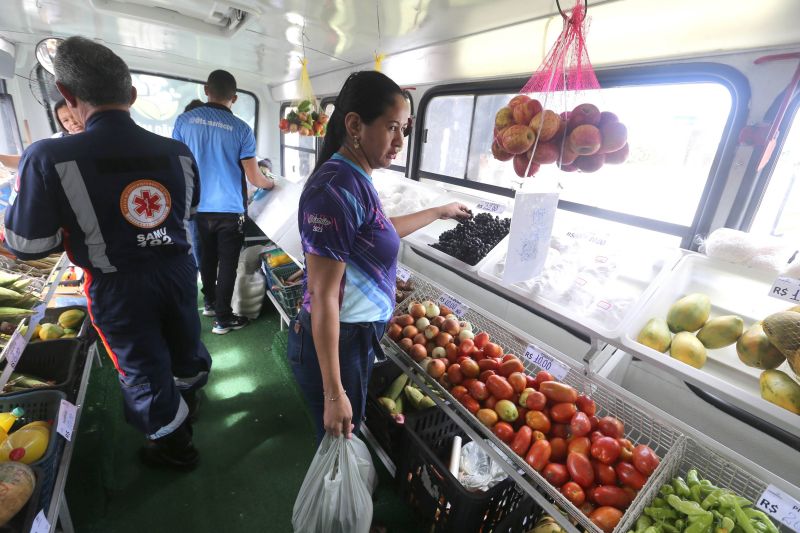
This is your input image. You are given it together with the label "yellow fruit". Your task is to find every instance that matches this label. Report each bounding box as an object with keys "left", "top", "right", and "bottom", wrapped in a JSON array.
[
  {"left": 762, "top": 311, "right": 800, "bottom": 377},
  {"left": 759, "top": 369, "right": 800, "bottom": 415},
  {"left": 667, "top": 293, "right": 711, "bottom": 333},
  {"left": 737, "top": 323, "right": 785, "bottom": 369},
  {"left": 669, "top": 332, "right": 707, "bottom": 369},
  {"left": 57, "top": 309, "right": 85, "bottom": 329},
  {"left": 696, "top": 315, "right": 744, "bottom": 349},
  {"left": 38, "top": 323, "right": 64, "bottom": 340},
  {"left": 637, "top": 318, "right": 672, "bottom": 352}
]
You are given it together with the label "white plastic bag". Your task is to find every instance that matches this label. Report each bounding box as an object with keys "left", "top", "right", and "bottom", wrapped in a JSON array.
[
  {"left": 292, "top": 435, "right": 376, "bottom": 533},
  {"left": 458, "top": 441, "right": 508, "bottom": 492}
]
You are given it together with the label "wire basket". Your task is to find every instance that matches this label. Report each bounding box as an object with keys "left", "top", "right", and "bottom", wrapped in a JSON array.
[
  {"left": 264, "top": 262, "right": 304, "bottom": 319},
  {"left": 386, "top": 274, "right": 686, "bottom": 533}
]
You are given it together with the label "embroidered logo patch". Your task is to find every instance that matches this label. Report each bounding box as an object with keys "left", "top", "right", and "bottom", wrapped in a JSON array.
[{"left": 120, "top": 180, "right": 171, "bottom": 229}]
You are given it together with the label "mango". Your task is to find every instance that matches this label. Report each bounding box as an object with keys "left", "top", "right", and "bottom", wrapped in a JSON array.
[
  {"left": 737, "top": 323, "right": 786, "bottom": 369},
  {"left": 667, "top": 293, "right": 711, "bottom": 333},
  {"left": 759, "top": 369, "right": 800, "bottom": 415},
  {"left": 762, "top": 311, "right": 800, "bottom": 377},
  {"left": 57, "top": 309, "right": 85, "bottom": 329},
  {"left": 637, "top": 318, "right": 672, "bottom": 352},
  {"left": 38, "top": 323, "right": 64, "bottom": 340},
  {"left": 696, "top": 315, "right": 744, "bottom": 349},
  {"left": 669, "top": 332, "right": 707, "bottom": 369}
]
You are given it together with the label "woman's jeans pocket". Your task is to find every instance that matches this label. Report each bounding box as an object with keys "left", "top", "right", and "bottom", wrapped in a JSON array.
[{"left": 287, "top": 318, "right": 304, "bottom": 366}]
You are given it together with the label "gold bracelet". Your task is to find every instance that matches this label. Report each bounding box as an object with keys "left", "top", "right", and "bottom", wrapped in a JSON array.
[{"left": 326, "top": 390, "right": 346, "bottom": 402}]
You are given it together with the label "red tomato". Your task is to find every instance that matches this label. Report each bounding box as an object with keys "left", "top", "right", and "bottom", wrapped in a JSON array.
[
  {"left": 483, "top": 342, "right": 503, "bottom": 358},
  {"left": 458, "top": 338, "right": 475, "bottom": 356},
  {"left": 551, "top": 402, "right": 578, "bottom": 423},
  {"left": 567, "top": 436, "right": 591, "bottom": 456},
  {"left": 511, "top": 426, "right": 533, "bottom": 456},
  {"left": 508, "top": 372, "right": 527, "bottom": 393},
  {"left": 534, "top": 370, "right": 555, "bottom": 387},
  {"left": 593, "top": 461, "right": 617, "bottom": 486},
  {"left": 598, "top": 416, "right": 625, "bottom": 439},
  {"left": 460, "top": 358, "right": 480, "bottom": 379},
  {"left": 499, "top": 358, "right": 524, "bottom": 377},
  {"left": 467, "top": 380, "right": 489, "bottom": 402},
  {"left": 616, "top": 461, "right": 647, "bottom": 490},
  {"left": 591, "top": 437, "right": 622, "bottom": 465},
  {"left": 632, "top": 445, "right": 660, "bottom": 476},
  {"left": 550, "top": 423, "right": 570, "bottom": 439},
  {"left": 525, "top": 374, "right": 538, "bottom": 389},
  {"left": 460, "top": 395, "right": 480, "bottom": 414},
  {"left": 484, "top": 395, "right": 498, "bottom": 410},
  {"left": 539, "top": 382, "right": 579, "bottom": 403},
  {"left": 543, "top": 462, "right": 570, "bottom": 487},
  {"left": 589, "top": 507, "right": 623, "bottom": 533},
  {"left": 589, "top": 416, "right": 599, "bottom": 430},
  {"left": 525, "top": 391, "right": 547, "bottom": 411},
  {"left": 450, "top": 385, "right": 468, "bottom": 401},
  {"left": 561, "top": 481, "right": 586, "bottom": 507},
  {"left": 478, "top": 358, "right": 500, "bottom": 372},
  {"left": 525, "top": 410, "right": 551, "bottom": 433},
  {"left": 550, "top": 437, "right": 567, "bottom": 463},
  {"left": 492, "top": 421, "right": 514, "bottom": 443},
  {"left": 590, "top": 486, "right": 633, "bottom": 510},
  {"left": 445, "top": 343, "right": 459, "bottom": 363},
  {"left": 446, "top": 364, "right": 464, "bottom": 385},
  {"left": 570, "top": 412, "right": 592, "bottom": 437},
  {"left": 532, "top": 430, "right": 547, "bottom": 441},
  {"left": 471, "top": 347, "right": 485, "bottom": 361},
  {"left": 473, "top": 331, "right": 490, "bottom": 349},
  {"left": 502, "top": 353, "right": 518, "bottom": 362},
  {"left": 517, "top": 406, "right": 529, "bottom": 423},
  {"left": 590, "top": 430, "right": 605, "bottom": 443},
  {"left": 525, "top": 439, "right": 552, "bottom": 472},
  {"left": 579, "top": 502, "right": 596, "bottom": 516},
  {"left": 576, "top": 394, "right": 597, "bottom": 416},
  {"left": 479, "top": 370, "right": 496, "bottom": 383},
  {"left": 567, "top": 452, "right": 595, "bottom": 488},
  {"left": 618, "top": 438, "right": 634, "bottom": 462},
  {"left": 486, "top": 375, "right": 515, "bottom": 400}
]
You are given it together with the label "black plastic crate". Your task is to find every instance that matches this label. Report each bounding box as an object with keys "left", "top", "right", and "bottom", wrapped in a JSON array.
[
  {"left": 41, "top": 305, "right": 89, "bottom": 339},
  {"left": 398, "top": 407, "right": 527, "bottom": 533},
  {"left": 1, "top": 338, "right": 82, "bottom": 400},
  {"left": 0, "top": 465, "right": 44, "bottom": 533},
  {"left": 264, "top": 262, "right": 304, "bottom": 319},
  {"left": 492, "top": 495, "right": 543, "bottom": 533},
  {"left": 364, "top": 360, "right": 408, "bottom": 468}
]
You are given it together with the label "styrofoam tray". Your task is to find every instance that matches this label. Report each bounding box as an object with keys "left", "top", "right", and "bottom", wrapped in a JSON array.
[{"left": 621, "top": 253, "right": 800, "bottom": 435}]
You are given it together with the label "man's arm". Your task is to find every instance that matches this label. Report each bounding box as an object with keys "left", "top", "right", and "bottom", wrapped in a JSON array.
[
  {"left": 0, "top": 154, "right": 21, "bottom": 169},
  {"left": 242, "top": 157, "right": 274, "bottom": 190}
]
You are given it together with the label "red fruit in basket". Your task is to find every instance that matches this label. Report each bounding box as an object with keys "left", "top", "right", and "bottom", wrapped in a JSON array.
[
  {"left": 590, "top": 486, "right": 634, "bottom": 510},
  {"left": 460, "top": 358, "right": 480, "bottom": 379},
  {"left": 569, "top": 125, "right": 602, "bottom": 156},
  {"left": 604, "top": 143, "right": 629, "bottom": 164},
  {"left": 575, "top": 152, "right": 606, "bottom": 173},
  {"left": 550, "top": 437, "right": 568, "bottom": 463},
  {"left": 598, "top": 416, "right": 625, "bottom": 439},
  {"left": 632, "top": 445, "right": 660, "bottom": 476},
  {"left": 398, "top": 337, "right": 413, "bottom": 352},
  {"left": 532, "top": 141, "right": 560, "bottom": 165},
  {"left": 567, "top": 436, "right": 592, "bottom": 456},
  {"left": 591, "top": 437, "right": 622, "bottom": 465},
  {"left": 409, "top": 344, "right": 427, "bottom": 362},
  {"left": 522, "top": 389, "right": 546, "bottom": 411},
  {"left": 508, "top": 95, "right": 530, "bottom": 109},
  {"left": 458, "top": 338, "right": 475, "bottom": 356},
  {"left": 495, "top": 106, "right": 515, "bottom": 130},
  {"left": 589, "top": 506, "right": 623, "bottom": 533},
  {"left": 479, "top": 370, "right": 496, "bottom": 383},
  {"left": 590, "top": 430, "right": 604, "bottom": 443},
  {"left": 618, "top": 438, "right": 634, "bottom": 462},
  {"left": 543, "top": 463, "right": 570, "bottom": 487},
  {"left": 589, "top": 416, "right": 599, "bottom": 430},
  {"left": 559, "top": 145, "right": 579, "bottom": 166},
  {"left": 561, "top": 482, "right": 586, "bottom": 507},
  {"left": 539, "top": 382, "right": 578, "bottom": 403},
  {"left": 567, "top": 103, "right": 601, "bottom": 131},
  {"left": 599, "top": 121, "right": 628, "bottom": 154},
  {"left": 576, "top": 395, "right": 596, "bottom": 416},
  {"left": 446, "top": 364, "right": 464, "bottom": 385},
  {"left": 511, "top": 426, "right": 533, "bottom": 456},
  {"left": 593, "top": 460, "right": 618, "bottom": 486},
  {"left": 495, "top": 400, "right": 519, "bottom": 422},
  {"left": 485, "top": 395, "right": 498, "bottom": 410},
  {"left": 526, "top": 439, "right": 552, "bottom": 472},
  {"left": 512, "top": 153, "right": 535, "bottom": 177},
  {"left": 473, "top": 332, "right": 489, "bottom": 349},
  {"left": 486, "top": 375, "right": 515, "bottom": 400},
  {"left": 551, "top": 423, "right": 570, "bottom": 439},
  {"left": 525, "top": 374, "right": 537, "bottom": 389},
  {"left": 534, "top": 371, "right": 555, "bottom": 387},
  {"left": 502, "top": 125, "right": 536, "bottom": 154},
  {"left": 570, "top": 412, "right": 592, "bottom": 437},
  {"left": 525, "top": 410, "right": 551, "bottom": 433},
  {"left": 598, "top": 111, "right": 619, "bottom": 128},
  {"left": 508, "top": 372, "right": 527, "bottom": 393},
  {"left": 476, "top": 408, "right": 499, "bottom": 427},
  {"left": 513, "top": 99, "right": 542, "bottom": 126},
  {"left": 478, "top": 358, "right": 500, "bottom": 373},
  {"left": 616, "top": 461, "right": 647, "bottom": 490},
  {"left": 460, "top": 395, "right": 480, "bottom": 414},
  {"left": 493, "top": 421, "right": 515, "bottom": 443},
  {"left": 451, "top": 385, "right": 468, "bottom": 401},
  {"left": 467, "top": 380, "right": 489, "bottom": 402},
  {"left": 551, "top": 402, "right": 578, "bottom": 423},
  {"left": 567, "top": 452, "right": 595, "bottom": 488},
  {"left": 445, "top": 343, "right": 459, "bottom": 363},
  {"left": 499, "top": 358, "right": 524, "bottom": 377},
  {"left": 530, "top": 110, "right": 561, "bottom": 142},
  {"left": 491, "top": 140, "right": 514, "bottom": 162}
]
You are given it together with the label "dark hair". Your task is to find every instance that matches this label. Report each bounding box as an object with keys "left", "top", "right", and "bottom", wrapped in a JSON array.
[
  {"left": 313, "top": 71, "right": 404, "bottom": 173},
  {"left": 184, "top": 99, "right": 204, "bottom": 113},
  {"left": 258, "top": 158, "right": 272, "bottom": 170},
  {"left": 53, "top": 99, "right": 69, "bottom": 132},
  {"left": 206, "top": 70, "right": 237, "bottom": 101},
  {"left": 54, "top": 36, "right": 132, "bottom": 106}
]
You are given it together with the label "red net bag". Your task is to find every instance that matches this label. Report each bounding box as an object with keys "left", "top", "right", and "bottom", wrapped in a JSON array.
[{"left": 492, "top": 0, "right": 629, "bottom": 178}]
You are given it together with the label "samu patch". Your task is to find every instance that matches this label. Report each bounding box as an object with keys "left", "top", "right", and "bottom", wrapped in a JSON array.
[{"left": 120, "top": 180, "right": 172, "bottom": 229}]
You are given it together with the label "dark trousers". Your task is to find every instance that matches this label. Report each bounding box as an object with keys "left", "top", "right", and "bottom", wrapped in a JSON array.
[
  {"left": 287, "top": 309, "right": 388, "bottom": 443},
  {"left": 85, "top": 255, "right": 212, "bottom": 438},
  {"left": 196, "top": 213, "right": 244, "bottom": 321}
]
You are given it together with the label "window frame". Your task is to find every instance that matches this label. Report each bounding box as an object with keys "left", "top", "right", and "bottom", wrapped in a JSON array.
[
  {"left": 411, "top": 63, "right": 750, "bottom": 249},
  {"left": 0, "top": 80, "right": 23, "bottom": 154}
]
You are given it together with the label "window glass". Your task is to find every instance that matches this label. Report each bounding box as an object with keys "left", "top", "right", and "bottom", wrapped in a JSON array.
[
  {"left": 281, "top": 106, "right": 317, "bottom": 149},
  {"left": 0, "top": 95, "right": 22, "bottom": 155},
  {"left": 467, "top": 93, "right": 518, "bottom": 187},
  {"left": 420, "top": 95, "right": 474, "bottom": 178},
  {"left": 283, "top": 148, "right": 316, "bottom": 182},
  {"left": 130, "top": 73, "right": 257, "bottom": 137}
]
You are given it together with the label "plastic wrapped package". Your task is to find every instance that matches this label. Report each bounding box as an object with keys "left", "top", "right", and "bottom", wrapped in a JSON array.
[
  {"left": 457, "top": 441, "right": 508, "bottom": 492},
  {"left": 701, "top": 228, "right": 795, "bottom": 273}
]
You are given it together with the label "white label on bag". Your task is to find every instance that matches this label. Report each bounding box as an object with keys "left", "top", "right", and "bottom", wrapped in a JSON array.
[
  {"left": 522, "top": 344, "right": 569, "bottom": 380},
  {"left": 5, "top": 331, "right": 25, "bottom": 370},
  {"left": 30, "top": 510, "right": 50, "bottom": 533},
  {"left": 437, "top": 293, "right": 468, "bottom": 317},
  {"left": 757, "top": 484, "right": 800, "bottom": 532},
  {"left": 57, "top": 399, "right": 78, "bottom": 441},
  {"left": 396, "top": 266, "right": 411, "bottom": 283},
  {"left": 476, "top": 201, "right": 505, "bottom": 215},
  {"left": 768, "top": 276, "right": 800, "bottom": 304}
]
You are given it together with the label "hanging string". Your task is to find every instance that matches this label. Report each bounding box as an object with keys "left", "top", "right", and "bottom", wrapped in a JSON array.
[{"left": 374, "top": 0, "right": 385, "bottom": 71}]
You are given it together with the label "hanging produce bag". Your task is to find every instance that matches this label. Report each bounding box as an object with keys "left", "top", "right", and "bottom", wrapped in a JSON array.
[
  {"left": 279, "top": 58, "right": 328, "bottom": 137},
  {"left": 491, "top": 0, "right": 629, "bottom": 178}
]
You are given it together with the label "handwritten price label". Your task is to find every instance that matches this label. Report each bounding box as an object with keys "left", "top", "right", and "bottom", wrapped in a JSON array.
[
  {"left": 768, "top": 276, "right": 800, "bottom": 304},
  {"left": 396, "top": 266, "right": 412, "bottom": 283},
  {"left": 476, "top": 201, "right": 505, "bottom": 215},
  {"left": 57, "top": 399, "right": 78, "bottom": 441},
  {"left": 757, "top": 485, "right": 800, "bottom": 532},
  {"left": 437, "top": 293, "right": 468, "bottom": 317},
  {"left": 30, "top": 510, "right": 50, "bottom": 533},
  {"left": 523, "top": 344, "right": 569, "bottom": 380},
  {"left": 4, "top": 331, "right": 26, "bottom": 370}
]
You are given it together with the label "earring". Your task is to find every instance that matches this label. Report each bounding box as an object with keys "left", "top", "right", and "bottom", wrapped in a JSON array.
[{"left": 353, "top": 137, "right": 360, "bottom": 149}]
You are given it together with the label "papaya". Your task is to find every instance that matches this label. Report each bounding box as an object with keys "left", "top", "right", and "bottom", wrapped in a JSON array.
[
  {"left": 736, "top": 323, "right": 785, "bottom": 369},
  {"left": 57, "top": 309, "right": 85, "bottom": 329},
  {"left": 637, "top": 318, "right": 672, "bottom": 353},
  {"left": 696, "top": 315, "right": 744, "bottom": 349},
  {"left": 38, "top": 323, "right": 63, "bottom": 340},
  {"left": 0, "top": 462, "right": 36, "bottom": 525},
  {"left": 667, "top": 293, "right": 711, "bottom": 333},
  {"left": 669, "top": 332, "right": 707, "bottom": 369},
  {"left": 762, "top": 311, "right": 800, "bottom": 377},
  {"left": 759, "top": 369, "right": 800, "bottom": 415}
]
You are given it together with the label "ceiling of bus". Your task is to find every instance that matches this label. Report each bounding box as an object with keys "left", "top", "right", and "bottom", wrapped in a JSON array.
[{"left": 2, "top": 0, "right": 800, "bottom": 94}]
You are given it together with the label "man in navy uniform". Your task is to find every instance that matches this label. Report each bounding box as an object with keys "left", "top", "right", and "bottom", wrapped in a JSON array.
[{"left": 4, "top": 36, "right": 211, "bottom": 470}]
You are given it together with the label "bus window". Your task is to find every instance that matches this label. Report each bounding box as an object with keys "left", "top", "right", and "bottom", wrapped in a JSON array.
[
  {"left": 420, "top": 94, "right": 473, "bottom": 179},
  {"left": 129, "top": 72, "right": 258, "bottom": 137},
  {"left": 280, "top": 103, "right": 316, "bottom": 181},
  {"left": 0, "top": 87, "right": 22, "bottom": 155}
]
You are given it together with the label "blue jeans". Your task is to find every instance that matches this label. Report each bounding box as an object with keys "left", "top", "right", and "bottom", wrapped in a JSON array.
[{"left": 288, "top": 309, "right": 388, "bottom": 442}]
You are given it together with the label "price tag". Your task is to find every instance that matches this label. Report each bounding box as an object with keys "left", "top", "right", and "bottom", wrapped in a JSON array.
[
  {"left": 757, "top": 484, "right": 800, "bottom": 532},
  {"left": 522, "top": 344, "right": 570, "bottom": 381},
  {"left": 768, "top": 276, "right": 800, "bottom": 304},
  {"left": 4, "top": 330, "right": 26, "bottom": 370},
  {"left": 31, "top": 303, "right": 46, "bottom": 325},
  {"left": 30, "top": 510, "right": 50, "bottom": 533},
  {"left": 437, "top": 293, "right": 468, "bottom": 317},
  {"left": 476, "top": 201, "right": 505, "bottom": 215},
  {"left": 396, "top": 266, "right": 412, "bottom": 283},
  {"left": 56, "top": 399, "right": 78, "bottom": 441}
]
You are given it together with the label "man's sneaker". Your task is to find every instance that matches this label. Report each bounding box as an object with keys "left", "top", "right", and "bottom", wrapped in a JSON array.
[
  {"left": 202, "top": 303, "right": 215, "bottom": 317},
  {"left": 139, "top": 422, "right": 199, "bottom": 471},
  {"left": 212, "top": 315, "right": 249, "bottom": 335}
]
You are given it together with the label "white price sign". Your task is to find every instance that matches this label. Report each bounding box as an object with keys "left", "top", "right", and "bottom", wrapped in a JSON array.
[
  {"left": 30, "top": 510, "right": 50, "bottom": 533},
  {"left": 757, "top": 485, "right": 800, "bottom": 532},
  {"left": 437, "top": 293, "right": 468, "bottom": 317},
  {"left": 768, "top": 276, "right": 800, "bottom": 304},
  {"left": 476, "top": 201, "right": 505, "bottom": 215},
  {"left": 56, "top": 399, "right": 78, "bottom": 441},
  {"left": 4, "top": 330, "right": 26, "bottom": 370},
  {"left": 396, "top": 266, "right": 411, "bottom": 283},
  {"left": 523, "top": 344, "right": 569, "bottom": 380}
]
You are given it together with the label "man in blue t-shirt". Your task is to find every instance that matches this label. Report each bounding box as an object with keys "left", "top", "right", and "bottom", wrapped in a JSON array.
[{"left": 173, "top": 70, "right": 273, "bottom": 334}]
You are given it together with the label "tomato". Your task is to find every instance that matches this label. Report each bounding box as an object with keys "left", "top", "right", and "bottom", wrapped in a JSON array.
[
  {"left": 460, "top": 395, "right": 480, "bottom": 414},
  {"left": 471, "top": 347, "right": 485, "bottom": 361},
  {"left": 525, "top": 374, "right": 537, "bottom": 389},
  {"left": 518, "top": 388, "right": 535, "bottom": 407},
  {"left": 589, "top": 506, "right": 623, "bottom": 533},
  {"left": 532, "top": 430, "right": 547, "bottom": 441},
  {"left": 450, "top": 385, "right": 469, "bottom": 402},
  {"left": 576, "top": 394, "right": 597, "bottom": 416},
  {"left": 499, "top": 358, "right": 524, "bottom": 377},
  {"left": 593, "top": 461, "right": 617, "bottom": 486},
  {"left": 446, "top": 364, "right": 464, "bottom": 385},
  {"left": 502, "top": 353, "right": 518, "bottom": 362},
  {"left": 590, "top": 486, "right": 633, "bottom": 510},
  {"left": 590, "top": 431, "right": 605, "bottom": 443},
  {"left": 478, "top": 358, "right": 500, "bottom": 372},
  {"left": 550, "top": 437, "right": 567, "bottom": 463},
  {"left": 618, "top": 438, "right": 634, "bottom": 462},
  {"left": 616, "top": 461, "right": 647, "bottom": 490},
  {"left": 598, "top": 416, "right": 625, "bottom": 439},
  {"left": 508, "top": 372, "right": 527, "bottom": 393},
  {"left": 561, "top": 481, "right": 586, "bottom": 507},
  {"left": 550, "top": 423, "right": 570, "bottom": 439},
  {"left": 589, "top": 416, "right": 599, "bottom": 430},
  {"left": 484, "top": 342, "right": 503, "bottom": 358},
  {"left": 632, "top": 444, "right": 660, "bottom": 476},
  {"left": 567, "top": 452, "right": 595, "bottom": 488},
  {"left": 445, "top": 342, "right": 459, "bottom": 363},
  {"left": 525, "top": 439, "right": 552, "bottom": 471},
  {"left": 579, "top": 502, "right": 596, "bottom": 516},
  {"left": 543, "top": 462, "right": 570, "bottom": 487},
  {"left": 467, "top": 380, "right": 489, "bottom": 401},
  {"left": 486, "top": 375, "right": 515, "bottom": 400},
  {"left": 460, "top": 358, "right": 480, "bottom": 379},
  {"left": 473, "top": 331, "right": 490, "bottom": 349},
  {"left": 570, "top": 412, "right": 592, "bottom": 437},
  {"left": 591, "top": 437, "right": 622, "bottom": 465},
  {"left": 525, "top": 391, "right": 547, "bottom": 411},
  {"left": 567, "top": 436, "right": 591, "bottom": 456},
  {"left": 476, "top": 408, "right": 499, "bottom": 427},
  {"left": 539, "top": 382, "right": 579, "bottom": 403},
  {"left": 525, "top": 410, "right": 551, "bottom": 433},
  {"left": 485, "top": 395, "right": 498, "bottom": 410},
  {"left": 458, "top": 338, "right": 475, "bottom": 356},
  {"left": 511, "top": 426, "right": 533, "bottom": 456},
  {"left": 534, "top": 370, "right": 555, "bottom": 387},
  {"left": 479, "top": 370, "right": 496, "bottom": 382},
  {"left": 493, "top": 421, "right": 514, "bottom": 443},
  {"left": 551, "top": 402, "right": 578, "bottom": 423}
]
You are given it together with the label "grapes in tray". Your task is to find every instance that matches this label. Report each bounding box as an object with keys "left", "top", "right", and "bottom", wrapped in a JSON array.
[{"left": 430, "top": 212, "right": 511, "bottom": 266}]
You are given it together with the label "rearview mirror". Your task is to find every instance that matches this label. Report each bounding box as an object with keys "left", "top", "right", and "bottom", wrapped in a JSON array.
[{"left": 35, "top": 37, "right": 63, "bottom": 75}]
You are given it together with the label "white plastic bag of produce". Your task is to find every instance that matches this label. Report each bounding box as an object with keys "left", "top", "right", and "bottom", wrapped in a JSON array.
[
  {"left": 231, "top": 271, "right": 266, "bottom": 319},
  {"left": 292, "top": 434, "right": 376, "bottom": 533},
  {"left": 458, "top": 441, "right": 508, "bottom": 492}
]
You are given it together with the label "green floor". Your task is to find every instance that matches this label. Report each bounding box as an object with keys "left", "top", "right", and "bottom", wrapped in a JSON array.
[{"left": 65, "top": 301, "right": 427, "bottom": 532}]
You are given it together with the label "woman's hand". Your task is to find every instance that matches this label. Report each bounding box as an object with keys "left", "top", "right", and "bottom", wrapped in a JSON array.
[
  {"left": 437, "top": 202, "right": 472, "bottom": 221},
  {"left": 323, "top": 390, "right": 354, "bottom": 439}
]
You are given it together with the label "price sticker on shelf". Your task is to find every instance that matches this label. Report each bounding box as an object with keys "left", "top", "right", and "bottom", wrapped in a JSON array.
[
  {"left": 476, "top": 201, "right": 505, "bottom": 215},
  {"left": 57, "top": 399, "right": 78, "bottom": 441},
  {"left": 30, "top": 510, "right": 50, "bottom": 533},
  {"left": 396, "top": 266, "right": 412, "bottom": 283},
  {"left": 4, "top": 330, "right": 25, "bottom": 370},
  {"left": 757, "top": 485, "right": 800, "bottom": 532},
  {"left": 523, "top": 344, "right": 569, "bottom": 381},
  {"left": 768, "top": 276, "right": 800, "bottom": 304},
  {"left": 437, "top": 293, "right": 468, "bottom": 317}
]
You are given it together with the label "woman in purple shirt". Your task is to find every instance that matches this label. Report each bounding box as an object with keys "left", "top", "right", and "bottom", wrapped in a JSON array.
[{"left": 289, "top": 71, "right": 469, "bottom": 441}]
